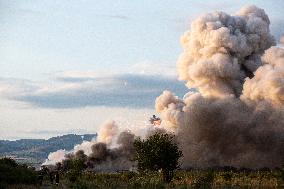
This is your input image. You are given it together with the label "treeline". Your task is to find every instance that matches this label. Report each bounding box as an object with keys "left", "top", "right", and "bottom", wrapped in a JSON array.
[
  {"left": 0, "top": 134, "right": 97, "bottom": 153},
  {"left": 0, "top": 158, "right": 38, "bottom": 188},
  {"left": 2, "top": 132, "right": 284, "bottom": 188}
]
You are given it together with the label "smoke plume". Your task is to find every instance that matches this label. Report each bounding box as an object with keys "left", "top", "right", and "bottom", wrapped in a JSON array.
[
  {"left": 177, "top": 5, "right": 275, "bottom": 97},
  {"left": 45, "top": 5, "right": 284, "bottom": 170},
  {"left": 44, "top": 120, "right": 138, "bottom": 171},
  {"left": 156, "top": 5, "right": 284, "bottom": 169},
  {"left": 85, "top": 130, "right": 136, "bottom": 171}
]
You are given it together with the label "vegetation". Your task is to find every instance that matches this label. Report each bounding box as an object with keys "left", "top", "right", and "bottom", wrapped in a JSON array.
[
  {"left": 134, "top": 133, "right": 182, "bottom": 182},
  {"left": 62, "top": 169, "right": 284, "bottom": 189},
  {"left": 2, "top": 157, "right": 284, "bottom": 188},
  {"left": 2, "top": 133, "right": 284, "bottom": 188},
  {"left": 0, "top": 158, "right": 38, "bottom": 188},
  {"left": 63, "top": 159, "right": 87, "bottom": 182}
]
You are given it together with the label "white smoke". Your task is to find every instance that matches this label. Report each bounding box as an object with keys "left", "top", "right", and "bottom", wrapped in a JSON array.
[
  {"left": 177, "top": 5, "right": 275, "bottom": 98},
  {"left": 44, "top": 120, "right": 120, "bottom": 165},
  {"left": 155, "top": 90, "right": 185, "bottom": 132},
  {"left": 156, "top": 5, "right": 284, "bottom": 169},
  {"left": 242, "top": 47, "right": 284, "bottom": 105},
  {"left": 44, "top": 5, "right": 284, "bottom": 170},
  {"left": 43, "top": 149, "right": 67, "bottom": 165},
  {"left": 97, "top": 120, "right": 119, "bottom": 145},
  {"left": 73, "top": 141, "right": 94, "bottom": 156}
]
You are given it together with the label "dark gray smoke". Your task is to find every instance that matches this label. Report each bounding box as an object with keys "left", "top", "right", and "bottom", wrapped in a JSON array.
[{"left": 62, "top": 130, "right": 136, "bottom": 172}]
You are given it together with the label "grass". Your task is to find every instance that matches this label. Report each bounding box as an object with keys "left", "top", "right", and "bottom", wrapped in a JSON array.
[
  {"left": 62, "top": 169, "right": 284, "bottom": 189},
  {"left": 2, "top": 169, "right": 284, "bottom": 189}
]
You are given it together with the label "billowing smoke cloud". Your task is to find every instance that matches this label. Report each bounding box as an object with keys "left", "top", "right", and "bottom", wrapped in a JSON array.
[
  {"left": 242, "top": 47, "right": 284, "bottom": 105},
  {"left": 156, "top": 5, "right": 284, "bottom": 168},
  {"left": 87, "top": 130, "right": 136, "bottom": 171},
  {"left": 177, "top": 5, "right": 275, "bottom": 97},
  {"left": 43, "top": 149, "right": 67, "bottom": 165},
  {"left": 97, "top": 120, "right": 119, "bottom": 145},
  {"left": 45, "top": 5, "right": 284, "bottom": 170},
  {"left": 44, "top": 120, "right": 138, "bottom": 171},
  {"left": 71, "top": 120, "right": 118, "bottom": 157}
]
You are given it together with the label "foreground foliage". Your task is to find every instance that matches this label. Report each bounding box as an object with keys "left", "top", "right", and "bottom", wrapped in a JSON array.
[
  {"left": 0, "top": 158, "right": 38, "bottom": 188},
  {"left": 3, "top": 168, "right": 284, "bottom": 188},
  {"left": 134, "top": 133, "right": 182, "bottom": 182},
  {"left": 62, "top": 169, "right": 284, "bottom": 189}
]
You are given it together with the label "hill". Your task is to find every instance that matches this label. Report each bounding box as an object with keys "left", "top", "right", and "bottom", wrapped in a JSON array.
[{"left": 0, "top": 134, "right": 97, "bottom": 167}]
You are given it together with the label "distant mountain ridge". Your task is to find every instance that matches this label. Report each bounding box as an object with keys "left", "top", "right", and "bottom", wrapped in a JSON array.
[{"left": 0, "top": 134, "right": 97, "bottom": 165}]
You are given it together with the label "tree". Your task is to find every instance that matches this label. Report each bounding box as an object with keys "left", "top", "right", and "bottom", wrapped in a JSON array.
[
  {"left": 134, "top": 133, "right": 182, "bottom": 182},
  {"left": 0, "top": 158, "right": 38, "bottom": 186},
  {"left": 64, "top": 158, "right": 86, "bottom": 182}
]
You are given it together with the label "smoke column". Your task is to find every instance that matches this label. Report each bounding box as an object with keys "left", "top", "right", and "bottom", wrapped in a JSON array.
[
  {"left": 45, "top": 5, "right": 284, "bottom": 170},
  {"left": 44, "top": 120, "right": 137, "bottom": 171},
  {"left": 156, "top": 5, "right": 284, "bottom": 168}
]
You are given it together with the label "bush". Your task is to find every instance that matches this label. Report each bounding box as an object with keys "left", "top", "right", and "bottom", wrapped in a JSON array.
[
  {"left": 0, "top": 158, "right": 38, "bottom": 186},
  {"left": 66, "top": 170, "right": 81, "bottom": 182},
  {"left": 134, "top": 133, "right": 182, "bottom": 182}
]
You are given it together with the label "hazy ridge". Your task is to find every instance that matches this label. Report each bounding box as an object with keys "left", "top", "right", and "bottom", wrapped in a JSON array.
[{"left": 0, "top": 134, "right": 97, "bottom": 166}]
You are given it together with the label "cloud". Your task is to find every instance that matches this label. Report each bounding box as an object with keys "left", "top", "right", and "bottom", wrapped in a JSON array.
[
  {"left": 23, "top": 128, "right": 89, "bottom": 136},
  {"left": 102, "top": 14, "right": 129, "bottom": 20},
  {"left": 0, "top": 72, "right": 188, "bottom": 109},
  {"left": 0, "top": 78, "right": 37, "bottom": 98},
  {"left": 92, "top": 14, "right": 130, "bottom": 21}
]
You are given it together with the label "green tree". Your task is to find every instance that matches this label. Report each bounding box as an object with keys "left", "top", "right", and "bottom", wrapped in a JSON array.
[
  {"left": 0, "top": 158, "right": 37, "bottom": 186},
  {"left": 64, "top": 158, "right": 86, "bottom": 182},
  {"left": 134, "top": 133, "right": 182, "bottom": 182}
]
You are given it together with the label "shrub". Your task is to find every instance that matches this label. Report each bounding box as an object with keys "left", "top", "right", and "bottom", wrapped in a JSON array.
[
  {"left": 0, "top": 158, "right": 37, "bottom": 186},
  {"left": 134, "top": 133, "right": 182, "bottom": 182}
]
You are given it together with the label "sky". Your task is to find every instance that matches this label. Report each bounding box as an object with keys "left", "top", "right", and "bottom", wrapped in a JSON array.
[{"left": 0, "top": 0, "right": 283, "bottom": 140}]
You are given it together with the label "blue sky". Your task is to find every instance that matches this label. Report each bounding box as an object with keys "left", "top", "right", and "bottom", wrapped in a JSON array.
[
  {"left": 1, "top": 0, "right": 283, "bottom": 80},
  {"left": 0, "top": 0, "right": 283, "bottom": 139}
]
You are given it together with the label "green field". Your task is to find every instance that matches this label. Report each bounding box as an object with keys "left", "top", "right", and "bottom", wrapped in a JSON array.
[{"left": 5, "top": 169, "right": 284, "bottom": 189}]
